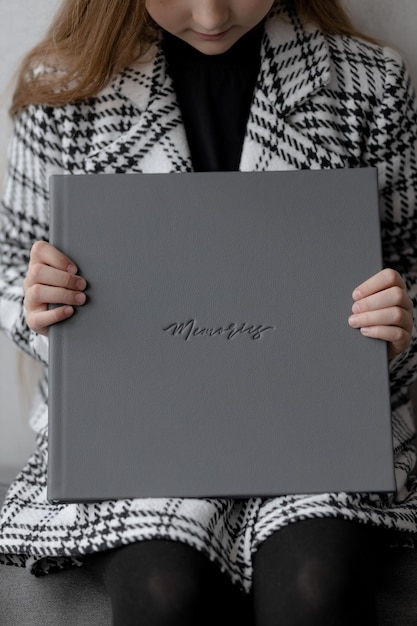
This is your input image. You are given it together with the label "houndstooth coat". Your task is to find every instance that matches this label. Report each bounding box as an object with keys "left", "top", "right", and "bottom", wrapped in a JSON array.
[{"left": 1, "top": 1, "right": 417, "bottom": 591}]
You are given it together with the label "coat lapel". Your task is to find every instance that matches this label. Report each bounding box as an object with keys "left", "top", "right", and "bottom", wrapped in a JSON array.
[
  {"left": 84, "top": 45, "right": 193, "bottom": 174},
  {"left": 240, "top": 2, "right": 346, "bottom": 171}
]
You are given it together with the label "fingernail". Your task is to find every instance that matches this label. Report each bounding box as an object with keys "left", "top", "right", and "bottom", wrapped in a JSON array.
[
  {"left": 352, "top": 289, "right": 362, "bottom": 300},
  {"left": 75, "top": 293, "right": 86, "bottom": 305},
  {"left": 352, "top": 302, "right": 361, "bottom": 314},
  {"left": 360, "top": 327, "right": 370, "bottom": 335},
  {"left": 67, "top": 264, "right": 77, "bottom": 274},
  {"left": 349, "top": 315, "right": 359, "bottom": 327},
  {"left": 76, "top": 278, "right": 86, "bottom": 290},
  {"left": 64, "top": 306, "right": 73, "bottom": 316}
]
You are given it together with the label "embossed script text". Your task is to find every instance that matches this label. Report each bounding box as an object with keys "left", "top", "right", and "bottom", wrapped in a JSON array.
[{"left": 163, "top": 320, "right": 275, "bottom": 341}]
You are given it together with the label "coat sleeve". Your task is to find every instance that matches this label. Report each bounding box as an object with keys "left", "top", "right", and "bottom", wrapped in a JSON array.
[
  {"left": 0, "top": 104, "right": 63, "bottom": 365},
  {"left": 363, "top": 46, "right": 417, "bottom": 396}
]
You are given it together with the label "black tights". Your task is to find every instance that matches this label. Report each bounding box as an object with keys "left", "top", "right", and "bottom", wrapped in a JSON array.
[
  {"left": 85, "top": 518, "right": 380, "bottom": 626},
  {"left": 86, "top": 539, "right": 251, "bottom": 626},
  {"left": 252, "top": 518, "right": 379, "bottom": 626}
]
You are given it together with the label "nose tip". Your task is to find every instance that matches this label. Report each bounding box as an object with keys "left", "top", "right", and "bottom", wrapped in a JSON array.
[{"left": 192, "top": 1, "right": 230, "bottom": 32}]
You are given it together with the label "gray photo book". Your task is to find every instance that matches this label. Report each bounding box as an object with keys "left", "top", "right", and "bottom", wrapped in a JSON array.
[{"left": 47, "top": 168, "right": 395, "bottom": 503}]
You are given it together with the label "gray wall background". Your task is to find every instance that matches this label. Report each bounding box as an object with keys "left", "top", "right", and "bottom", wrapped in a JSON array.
[{"left": 1, "top": 0, "right": 417, "bottom": 476}]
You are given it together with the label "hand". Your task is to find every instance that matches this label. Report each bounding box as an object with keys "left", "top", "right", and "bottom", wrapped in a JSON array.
[
  {"left": 23, "top": 240, "right": 87, "bottom": 336},
  {"left": 348, "top": 268, "right": 413, "bottom": 360}
]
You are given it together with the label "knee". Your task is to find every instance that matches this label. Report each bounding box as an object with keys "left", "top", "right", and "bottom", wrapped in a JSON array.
[
  {"left": 110, "top": 566, "right": 208, "bottom": 626},
  {"left": 97, "top": 541, "right": 227, "bottom": 625},
  {"left": 146, "top": 567, "right": 204, "bottom": 617},
  {"left": 296, "top": 557, "right": 352, "bottom": 613}
]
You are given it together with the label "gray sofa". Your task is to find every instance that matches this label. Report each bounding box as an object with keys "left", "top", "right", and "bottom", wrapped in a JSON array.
[{"left": 0, "top": 479, "right": 417, "bottom": 625}]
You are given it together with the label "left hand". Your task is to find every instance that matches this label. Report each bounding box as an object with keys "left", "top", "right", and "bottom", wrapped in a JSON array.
[{"left": 348, "top": 268, "right": 413, "bottom": 360}]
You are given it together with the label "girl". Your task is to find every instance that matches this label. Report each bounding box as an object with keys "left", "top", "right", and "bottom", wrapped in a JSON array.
[{"left": 1, "top": 1, "right": 417, "bottom": 624}]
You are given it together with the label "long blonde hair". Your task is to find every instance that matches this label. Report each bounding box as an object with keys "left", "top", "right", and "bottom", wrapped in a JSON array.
[{"left": 11, "top": 0, "right": 376, "bottom": 114}]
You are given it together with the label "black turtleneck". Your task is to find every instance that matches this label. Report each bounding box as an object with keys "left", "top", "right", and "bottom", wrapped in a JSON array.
[{"left": 163, "top": 23, "right": 264, "bottom": 172}]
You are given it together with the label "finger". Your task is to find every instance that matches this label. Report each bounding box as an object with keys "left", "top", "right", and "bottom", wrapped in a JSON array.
[
  {"left": 25, "top": 284, "right": 86, "bottom": 309},
  {"left": 30, "top": 240, "right": 78, "bottom": 274},
  {"left": 359, "top": 325, "right": 411, "bottom": 358},
  {"left": 348, "top": 306, "right": 413, "bottom": 333},
  {"left": 26, "top": 305, "right": 75, "bottom": 336},
  {"left": 351, "top": 286, "right": 412, "bottom": 315},
  {"left": 352, "top": 268, "right": 406, "bottom": 300},
  {"left": 25, "top": 263, "right": 87, "bottom": 291}
]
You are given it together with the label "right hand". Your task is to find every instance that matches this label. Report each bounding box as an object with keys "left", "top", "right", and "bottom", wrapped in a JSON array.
[{"left": 23, "top": 240, "right": 87, "bottom": 336}]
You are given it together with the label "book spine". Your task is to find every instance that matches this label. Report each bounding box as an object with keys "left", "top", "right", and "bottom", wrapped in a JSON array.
[{"left": 47, "top": 175, "right": 67, "bottom": 502}]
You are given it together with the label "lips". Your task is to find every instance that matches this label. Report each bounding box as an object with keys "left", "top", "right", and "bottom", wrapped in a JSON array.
[{"left": 192, "top": 27, "right": 232, "bottom": 41}]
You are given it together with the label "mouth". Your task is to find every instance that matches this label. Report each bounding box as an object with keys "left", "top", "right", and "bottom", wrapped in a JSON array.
[{"left": 191, "top": 27, "right": 232, "bottom": 41}]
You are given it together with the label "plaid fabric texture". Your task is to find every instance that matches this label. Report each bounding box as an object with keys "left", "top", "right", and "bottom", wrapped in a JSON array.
[{"left": 0, "top": 1, "right": 416, "bottom": 592}]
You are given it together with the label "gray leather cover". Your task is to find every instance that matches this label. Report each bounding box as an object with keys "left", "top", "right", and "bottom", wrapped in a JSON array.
[{"left": 48, "top": 169, "right": 395, "bottom": 502}]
